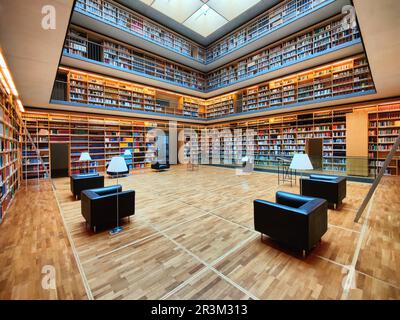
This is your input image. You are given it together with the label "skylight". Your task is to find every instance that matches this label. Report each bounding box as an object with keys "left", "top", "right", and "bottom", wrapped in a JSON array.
[{"left": 139, "top": 0, "right": 262, "bottom": 38}]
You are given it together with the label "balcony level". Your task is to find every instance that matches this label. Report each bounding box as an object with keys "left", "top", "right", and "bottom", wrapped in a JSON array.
[
  {"left": 51, "top": 54, "right": 377, "bottom": 123},
  {"left": 62, "top": 13, "right": 364, "bottom": 98},
  {"left": 72, "top": 0, "right": 351, "bottom": 71}
]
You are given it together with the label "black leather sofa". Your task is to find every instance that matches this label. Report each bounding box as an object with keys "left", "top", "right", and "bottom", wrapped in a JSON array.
[
  {"left": 254, "top": 191, "right": 328, "bottom": 254},
  {"left": 81, "top": 185, "right": 135, "bottom": 232},
  {"left": 70, "top": 173, "right": 104, "bottom": 200},
  {"left": 301, "top": 174, "right": 347, "bottom": 209},
  {"left": 151, "top": 161, "right": 170, "bottom": 171}
]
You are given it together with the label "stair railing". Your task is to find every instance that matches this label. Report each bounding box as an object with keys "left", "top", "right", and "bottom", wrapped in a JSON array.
[{"left": 354, "top": 133, "right": 400, "bottom": 222}]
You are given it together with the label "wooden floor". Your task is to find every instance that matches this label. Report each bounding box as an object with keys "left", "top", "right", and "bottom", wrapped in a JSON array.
[
  {"left": 1, "top": 165, "right": 399, "bottom": 299},
  {"left": 0, "top": 181, "right": 87, "bottom": 299}
]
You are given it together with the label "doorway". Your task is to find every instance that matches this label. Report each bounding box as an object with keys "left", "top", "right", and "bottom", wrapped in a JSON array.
[
  {"left": 50, "top": 143, "right": 69, "bottom": 178},
  {"left": 306, "top": 138, "right": 323, "bottom": 171}
]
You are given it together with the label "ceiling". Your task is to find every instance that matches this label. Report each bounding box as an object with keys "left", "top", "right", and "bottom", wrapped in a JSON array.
[
  {"left": 115, "top": 0, "right": 281, "bottom": 45},
  {"left": 0, "top": 0, "right": 74, "bottom": 107},
  {"left": 353, "top": 0, "right": 400, "bottom": 99},
  {"left": 138, "top": 0, "right": 263, "bottom": 38}
]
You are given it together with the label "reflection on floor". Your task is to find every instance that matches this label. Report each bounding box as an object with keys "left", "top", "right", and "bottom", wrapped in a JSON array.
[{"left": 1, "top": 165, "right": 399, "bottom": 299}]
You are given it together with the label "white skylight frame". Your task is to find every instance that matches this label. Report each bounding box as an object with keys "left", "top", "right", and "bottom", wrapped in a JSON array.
[{"left": 139, "top": 0, "right": 262, "bottom": 37}]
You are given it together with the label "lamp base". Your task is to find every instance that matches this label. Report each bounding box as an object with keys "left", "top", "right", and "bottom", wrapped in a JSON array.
[{"left": 109, "top": 226, "right": 123, "bottom": 235}]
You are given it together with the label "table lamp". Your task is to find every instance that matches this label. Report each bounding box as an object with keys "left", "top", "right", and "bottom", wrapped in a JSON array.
[
  {"left": 123, "top": 149, "right": 132, "bottom": 156},
  {"left": 123, "top": 149, "right": 132, "bottom": 169},
  {"left": 290, "top": 153, "right": 313, "bottom": 193},
  {"left": 79, "top": 152, "right": 91, "bottom": 173},
  {"left": 107, "top": 156, "right": 128, "bottom": 235}
]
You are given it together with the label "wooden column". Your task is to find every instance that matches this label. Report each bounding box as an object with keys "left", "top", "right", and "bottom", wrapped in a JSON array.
[{"left": 346, "top": 110, "right": 369, "bottom": 176}]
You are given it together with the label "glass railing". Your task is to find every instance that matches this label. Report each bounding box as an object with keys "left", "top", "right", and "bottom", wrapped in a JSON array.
[
  {"left": 206, "top": 155, "right": 377, "bottom": 179},
  {"left": 74, "top": 0, "right": 206, "bottom": 63},
  {"left": 64, "top": 29, "right": 206, "bottom": 91}
]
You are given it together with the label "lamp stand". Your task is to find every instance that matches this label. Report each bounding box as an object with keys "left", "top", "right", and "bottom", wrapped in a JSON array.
[
  {"left": 109, "top": 175, "right": 123, "bottom": 235},
  {"left": 299, "top": 171, "right": 303, "bottom": 195}
]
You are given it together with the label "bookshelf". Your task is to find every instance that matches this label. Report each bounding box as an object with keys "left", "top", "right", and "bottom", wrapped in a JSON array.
[
  {"left": 181, "top": 97, "right": 206, "bottom": 118},
  {"left": 205, "top": 95, "right": 236, "bottom": 119},
  {"left": 368, "top": 104, "right": 400, "bottom": 176},
  {"left": 57, "top": 53, "right": 375, "bottom": 121},
  {"left": 64, "top": 27, "right": 206, "bottom": 91},
  {"left": 23, "top": 101, "right": 400, "bottom": 178},
  {"left": 0, "top": 77, "right": 21, "bottom": 223},
  {"left": 205, "top": 108, "right": 352, "bottom": 174},
  {"left": 74, "top": 0, "right": 206, "bottom": 63},
  {"left": 67, "top": 70, "right": 161, "bottom": 112},
  {"left": 239, "top": 55, "right": 375, "bottom": 113},
  {"left": 206, "top": 0, "right": 332, "bottom": 63},
  {"left": 22, "top": 111, "right": 169, "bottom": 178},
  {"left": 66, "top": 14, "right": 360, "bottom": 93},
  {"left": 206, "top": 14, "right": 360, "bottom": 90}
]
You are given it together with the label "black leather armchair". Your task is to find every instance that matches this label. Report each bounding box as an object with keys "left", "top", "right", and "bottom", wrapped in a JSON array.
[
  {"left": 81, "top": 185, "right": 135, "bottom": 232},
  {"left": 151, "top": 161, "right": 170, "bottom": 171},
  {"left": 301, "top": 174, "right": 347, "bottom": 209},
  {"left": 254, "top": 191, "right": 328, "bottom": 254},
  {"left": 70, "top": 173, "right": 104, "bottom": 200}
]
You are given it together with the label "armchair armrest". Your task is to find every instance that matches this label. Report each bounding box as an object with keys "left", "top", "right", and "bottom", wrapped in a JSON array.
[{"left": 89, "top": 185, "right": 122, "bottom": 197}]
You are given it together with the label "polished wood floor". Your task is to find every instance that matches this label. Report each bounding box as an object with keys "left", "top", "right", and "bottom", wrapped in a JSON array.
[
  {"left": 1, "top": 165, "right": 399, "bottom": 299},
  {"left": 0, "top": 182, "right": 87, "bottom": 299}
]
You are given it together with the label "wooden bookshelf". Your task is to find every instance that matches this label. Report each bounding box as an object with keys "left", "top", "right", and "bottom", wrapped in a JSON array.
[
  {"left": 65, "top": 14, "right": 360, "bottom": 93},
  {"left": 206, "top": 14, "right": 360, "bottom": 90},
  {"left": 206, "top": 0, "right": 332, "bottom": 63},
  {"left": 67, "top": 69, "right": 160, "bottom": 112},
  {"left": 181, "top": 97, "right": 206, "bottom": 118},
  {"left": 368, "top": 104, "right": 400, "bottom": 176},
  {"left": 204, "top": 102, "right": 400, "bottom": 176},
  {"left": 74, "top": 0, "right": 206, "bottom": 63},
  {"left": 22, "top": 101, "right": 400, "bottom": 178},
  {"left": 22, "top": 111, "right": 169, "bottom": 178},
  {"left": 0, "top": 77, "right": 21, "bottom": 223},
  {"left": 205, "top": 95, "right": 236, "bottom": 119},
  {"left": 240, "top": 54, "right": 375, "bottom": 112},
  {"left": 64, "top": 26, "right": 206, "bottom": 91},
  {"left": 56, "top": 54, "right": 375, "bottom": 121}
]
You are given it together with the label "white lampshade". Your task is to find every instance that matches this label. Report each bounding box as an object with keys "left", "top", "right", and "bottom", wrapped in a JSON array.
[
  {"left": 289, "top": 153, "right": 313, "bottom": 170},
  {"left": 108, "top": 156, "right": 128, "bottom": 173},
  {"left": 79, "top": 152, "right": 91, "bottom": 161},
  {"left": 123, "top": 149, "right": 132, "bottom": 156}
]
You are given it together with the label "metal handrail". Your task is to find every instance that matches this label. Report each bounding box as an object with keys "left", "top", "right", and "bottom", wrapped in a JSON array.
[{"left": 354, "top": 133, "right": 400, "bottom": 222}]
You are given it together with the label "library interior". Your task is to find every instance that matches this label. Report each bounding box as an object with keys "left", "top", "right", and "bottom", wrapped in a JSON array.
[{"left": 0, "top": 0, "right": 399, "bottom": 301}]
